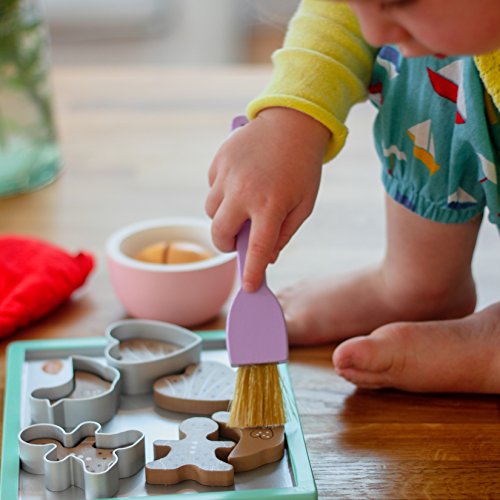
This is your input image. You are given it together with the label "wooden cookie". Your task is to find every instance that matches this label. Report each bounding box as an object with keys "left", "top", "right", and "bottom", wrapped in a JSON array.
[
  {"left": 42, "top": 360, "right": 64, "bottom": 375},
  {"left": 153, "top": 361, "right": 235, "bottom": 415},
  {"left": 145, "top": 417, "right": 235, "bottom": 486},
  {"left": 212, "top": 411, "right": 285, "bottom": 472},
  {"left": 61, "top": 371, "right": 111, "bottom": 401},
  {"left": 29, "top": 436, "right": 116, "bottom": 473},
  {"left": 113, "top": 338, "right": 180, "bottom": 362}
]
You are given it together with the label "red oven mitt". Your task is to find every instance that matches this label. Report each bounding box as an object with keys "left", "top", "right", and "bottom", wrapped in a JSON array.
[{"left": 0, "top": 235, "right": 94, "bottom": 337}]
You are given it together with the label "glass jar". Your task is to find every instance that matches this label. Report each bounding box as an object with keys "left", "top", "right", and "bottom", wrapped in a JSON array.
[{"left": 0, "top": 0, "right": 61, "bottom": 197}]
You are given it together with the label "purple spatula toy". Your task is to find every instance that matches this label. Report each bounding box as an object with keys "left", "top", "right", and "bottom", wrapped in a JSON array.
[{"left": 226, "top": 219, "right": 288, "bottom": 367}]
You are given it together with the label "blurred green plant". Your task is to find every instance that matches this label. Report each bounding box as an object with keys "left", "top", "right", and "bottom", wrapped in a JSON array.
[{"left": 0, "top": 0, "right": 54, "bottom": 147}]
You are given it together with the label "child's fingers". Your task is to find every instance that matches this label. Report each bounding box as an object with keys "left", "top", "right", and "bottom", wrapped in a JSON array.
[
  {"left": 207, "top": 161, "right": 219, "bottom": 188},
  {"left": 204, "top": 185, "right": 223, "bottom": 219},
  {"left": 270, "top": 250, "right": 281, "bottom": 264},
  {"left": 243, "top": 215, "right": 283, "bottom": 292},
  {"left": 274, "top": 205, "right": 311, "bottom": 257},
  {"left": 269, "top": 201, "right": 314, "bottom": 263},
  {"left": 210, "top": 199, "right": 248, "bottom": 253},
  {"left": 207, "top": 168, "right": 215, "bottom": 188}
]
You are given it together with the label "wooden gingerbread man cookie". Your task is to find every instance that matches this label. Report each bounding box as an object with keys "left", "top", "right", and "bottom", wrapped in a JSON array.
[
  {"left": 145, "top": 417, "right": 236, "bottom": 486},
  {"left": 212, "top": 411, "right": 285, "bottom": 472}
]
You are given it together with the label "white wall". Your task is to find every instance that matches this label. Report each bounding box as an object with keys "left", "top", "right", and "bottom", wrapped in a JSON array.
[{"left": 44, "top": 0, "right": 247, "bottom": 65}]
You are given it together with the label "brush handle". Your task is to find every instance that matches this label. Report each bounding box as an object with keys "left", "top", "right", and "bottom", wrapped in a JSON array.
[
  {"left": 231, "top": 115, "right": 249, "bottom": 130},
  {"left": 236, "top": 220, "right": 250, "bottom": 280}
]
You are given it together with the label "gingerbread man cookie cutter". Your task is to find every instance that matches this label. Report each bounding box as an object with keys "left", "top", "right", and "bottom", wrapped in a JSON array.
[
  {"left": 29, "top": 355, "right": 121, "bottom": 429},
  {"left": 145, "top": 417, "right": 236, "bottom": 487},
  {"left": 212, "top": 411, "right": 285, "bottom": 472},
  {"left": 105, "top": 319, "right": 202, "bottom": 395},
  {"left": 18, "top": 421, "right": 145, "bottom": 499}
]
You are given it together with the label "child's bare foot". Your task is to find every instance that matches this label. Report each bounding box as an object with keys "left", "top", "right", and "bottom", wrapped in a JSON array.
[
  {"left": 333, "top": 302, "right": 500, "bottom": 393},
  {"left": 279, "top": 266, "right": 477, "bottom": 345}
]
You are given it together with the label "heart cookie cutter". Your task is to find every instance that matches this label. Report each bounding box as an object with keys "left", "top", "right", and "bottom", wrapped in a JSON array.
[
  {"left": 18, "top": 421, "right": 145, "bottom": 499},
  {"left": 104, "top": 319, "right": 202, "bottom": 395},
  {"left": 30, "top": 355, "right": 121, "bottom": 428}
]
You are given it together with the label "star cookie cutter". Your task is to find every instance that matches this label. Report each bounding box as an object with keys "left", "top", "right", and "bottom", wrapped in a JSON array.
[
  {"left": 30, "top": 355, "right": 121, "bottom": 428},
  {"left": 18, "top": 421, "right": 145, "bottom": 499},
  {"left": 105, "top": 319, "right": 202, "bottom": 395}
]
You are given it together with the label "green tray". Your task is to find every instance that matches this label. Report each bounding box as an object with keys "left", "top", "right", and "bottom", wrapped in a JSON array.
[{"left": 1, "top": 331, "right": 317, "bottom": 499}]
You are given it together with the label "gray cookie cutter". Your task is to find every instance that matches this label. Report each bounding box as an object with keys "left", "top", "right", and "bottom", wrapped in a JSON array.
[
  {"left": 104, "top": 319, "right": 202, "bottom": 395},
  {"left": 30, "top": 356, "right": 121, "bottom": 428},
  {"left": 18, "top": 421, "right": 145, "bottom": 499}
]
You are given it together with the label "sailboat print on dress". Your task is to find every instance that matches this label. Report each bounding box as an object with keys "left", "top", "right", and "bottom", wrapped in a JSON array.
[
  {"left": 478, "top": 153, "right": 498, "bottom": 185},
  {"left": 368, "top": 81, "right": 383, "bottom": 106},
  {"left": 369, "top": 46, "right": 402, "bottom": 106},
  {"left": 407, "top": 119, "right": 440, "bottom": 175},
  {"left": 383, "top": 144, "right": 407, "bottom": 176},
  {"left": 427, "top": 60, "right": 467, "bottom": 124},
  {"left": 376, "top": 46, "right": 402, "bottom": 79},
  {"left": 447, "top": 187, "right": 478, "bottom": 210}
]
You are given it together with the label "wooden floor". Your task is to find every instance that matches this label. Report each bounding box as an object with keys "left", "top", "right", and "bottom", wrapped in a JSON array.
[{"left": 0, "top": 67, "right": 499, "bottom": 499}]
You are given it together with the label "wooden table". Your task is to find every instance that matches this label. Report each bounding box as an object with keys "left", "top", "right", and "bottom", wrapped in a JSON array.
[{"left": 1, "top": 67, "right": 500, "bottom": 499}]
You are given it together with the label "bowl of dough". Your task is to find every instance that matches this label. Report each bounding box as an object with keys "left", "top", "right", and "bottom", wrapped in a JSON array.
[{"left": 106, "top": 217, "right": 237, "bottom": 326}]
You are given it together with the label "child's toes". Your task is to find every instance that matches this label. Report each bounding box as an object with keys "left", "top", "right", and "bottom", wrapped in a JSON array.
[
  {"left": 333, "top": 368, "right": 389, "bottom": 389},
  {"left": 332, "top": 334, "right": 396, "bottom": 374}
]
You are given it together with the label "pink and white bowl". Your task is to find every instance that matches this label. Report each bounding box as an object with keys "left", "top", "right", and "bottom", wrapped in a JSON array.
[{"left": 106, "top": 217, "right": 236, "bottom": 326}]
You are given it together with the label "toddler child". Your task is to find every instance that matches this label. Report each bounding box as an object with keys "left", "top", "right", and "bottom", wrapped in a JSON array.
[{"left": 205, "top": 0, "right": 500, "bottom": 393}]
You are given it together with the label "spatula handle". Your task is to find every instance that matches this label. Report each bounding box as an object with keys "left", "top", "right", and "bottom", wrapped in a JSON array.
[
  {"left": 231, "top": 115, "right": 248, "bottom": 131},
  {"left": 236, "top": 220, "right": 250, "bottom": 281}
]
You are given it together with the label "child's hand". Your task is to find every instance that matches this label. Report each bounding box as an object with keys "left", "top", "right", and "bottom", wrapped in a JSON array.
[{"left": 205, "top": 107, "right": 331, "bottom": 292}]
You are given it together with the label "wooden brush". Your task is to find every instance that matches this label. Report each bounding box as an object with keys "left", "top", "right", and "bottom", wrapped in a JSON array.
[{"left": 226, "top": 220, "right": 288, "bottom": 428}]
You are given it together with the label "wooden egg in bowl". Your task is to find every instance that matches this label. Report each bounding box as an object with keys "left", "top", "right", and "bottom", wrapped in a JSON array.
[{"left": 106, "top": 218, "right": 237, "bottom": 326}]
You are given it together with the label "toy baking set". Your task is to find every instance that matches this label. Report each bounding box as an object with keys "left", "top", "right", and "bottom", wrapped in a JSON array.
[{"left": 1, "top": 322, "right": 317, "bottom": 499}]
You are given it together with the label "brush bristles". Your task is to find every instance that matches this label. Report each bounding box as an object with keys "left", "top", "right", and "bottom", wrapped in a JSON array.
[{"left": 228, "top": 363, "right": 285, "bottom": 428}]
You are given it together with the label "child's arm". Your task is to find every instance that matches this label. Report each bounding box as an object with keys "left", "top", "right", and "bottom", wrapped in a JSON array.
[{"left": 206, "top": 1, "right": 375, "bottom": 292}]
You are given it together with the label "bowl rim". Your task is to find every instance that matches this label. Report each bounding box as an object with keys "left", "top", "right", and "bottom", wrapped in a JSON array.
[{"left": 106, "top": 217, "right": 236, "bottom": 272}]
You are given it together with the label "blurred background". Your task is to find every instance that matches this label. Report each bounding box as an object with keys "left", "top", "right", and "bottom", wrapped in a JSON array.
[
  {"left": 44, "top": 0, "right": 300, "bottom": 65},
  {"left": 41, "top": 0, "right": 499, "bottom": 313},
  {"left": 2, "top": 0, "right": 497, "bottom": 311}
]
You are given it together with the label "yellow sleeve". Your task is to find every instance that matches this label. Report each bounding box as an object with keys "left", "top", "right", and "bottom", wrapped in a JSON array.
[
  {"left": 247, "top": 1, "right": 376, "bottom": 162},
  {"left": 474, "top": 50, "right": 500, "bottom": 112}
]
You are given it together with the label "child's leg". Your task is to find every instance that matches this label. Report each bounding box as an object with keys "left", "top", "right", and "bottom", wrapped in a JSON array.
[
  {"left": 280, "top": 195, "right": 479, "bottom": 345},
  {"left": 332, "top": 197, "right": 500, "bottom": 393}
]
